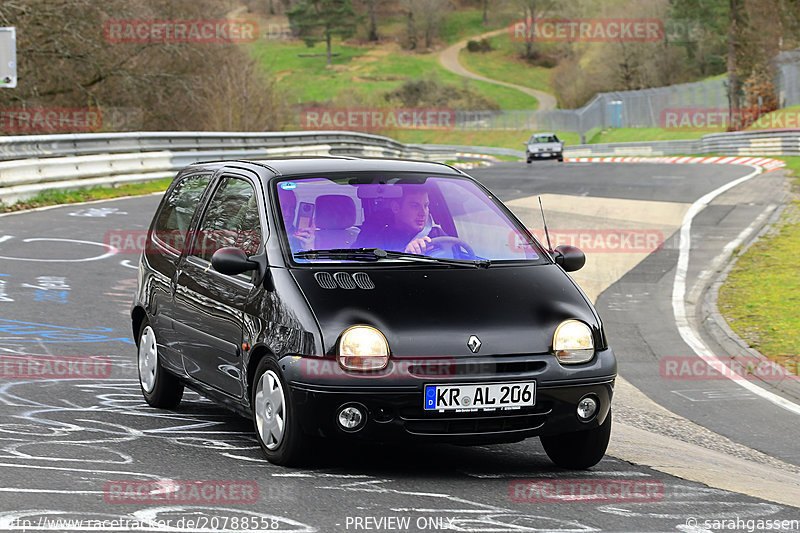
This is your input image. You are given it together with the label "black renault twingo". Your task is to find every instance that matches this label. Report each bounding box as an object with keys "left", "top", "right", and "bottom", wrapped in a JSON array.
[{"left": 132, "top": 157, "right": 616, "bottom": 468}]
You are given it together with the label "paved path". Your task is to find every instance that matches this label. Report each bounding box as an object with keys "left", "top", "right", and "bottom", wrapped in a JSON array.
[{"left": 438, "top": 28, "right": 558, "bottom": 111}]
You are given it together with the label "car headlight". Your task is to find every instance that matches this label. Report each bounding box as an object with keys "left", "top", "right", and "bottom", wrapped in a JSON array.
[
  {"left": 553, "top": 320, "right": 594, "bottom": 364},
  {"left": 338, "top": 325, "right": 389, "bottom": 371}
]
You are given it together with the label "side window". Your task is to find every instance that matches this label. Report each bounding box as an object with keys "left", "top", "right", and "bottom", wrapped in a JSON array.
[
  {"left": 153, "top": 174, "right": 211, "bottom": 253},
  {"left": 191, "top": 177, "right": 262, "bottom": 263}
]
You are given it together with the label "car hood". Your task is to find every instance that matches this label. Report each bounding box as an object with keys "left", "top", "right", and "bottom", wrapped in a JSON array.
[{"left": 291, "top": 264, "right": 600, "bottom": 357}]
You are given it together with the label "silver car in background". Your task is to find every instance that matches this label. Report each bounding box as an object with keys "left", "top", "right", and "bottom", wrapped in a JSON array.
[{"left": 525, "top": 133, "right": 564, "bottom": 163}]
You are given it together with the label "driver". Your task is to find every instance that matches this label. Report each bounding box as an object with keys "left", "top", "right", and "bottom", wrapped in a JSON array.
[{"left": 377, "top": 185, "right": 442, "bottom": 254}]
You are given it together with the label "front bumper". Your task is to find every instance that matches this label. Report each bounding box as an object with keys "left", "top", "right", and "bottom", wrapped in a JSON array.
[
  {"left": 280, "top": 349, "right": 616, "bottom": 443},
  {"left": 527, "top": 151, "right": 563, "bottom": 159}
]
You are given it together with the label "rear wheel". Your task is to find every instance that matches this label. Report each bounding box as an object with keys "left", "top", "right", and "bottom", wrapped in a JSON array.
[
  {"left": 540, "top": 410, "right": 611, "bottom": 469},
  {"left": 137, "top": 320, "right": 183, "bottom": 409},
  {"left": 251, "top": 357, "right": 306, "bottom": 466}
]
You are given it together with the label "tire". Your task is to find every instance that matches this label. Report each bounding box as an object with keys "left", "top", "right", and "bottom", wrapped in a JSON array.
[
  {"left": 526, "top": 159, "right": 532, "bottom": 164},
  {"left": 136, "top": 320, "right": 183, "bottom": 409},
  {"left": 557, "top": 156, "right": 564, "bottom": 162},
  {"left": 251, "top": 357, "right": 306, "bottom": 466},
  {"left": 540, "top": 410, "right": 611, "bottom": 469}
]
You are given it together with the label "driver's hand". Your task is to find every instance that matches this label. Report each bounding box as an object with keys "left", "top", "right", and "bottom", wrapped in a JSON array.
[{"left": 404, "top": 236, "right": 431, "bottom": 255}]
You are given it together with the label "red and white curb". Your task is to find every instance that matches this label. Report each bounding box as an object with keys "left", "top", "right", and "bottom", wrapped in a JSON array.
[
  {"left": 452, "top": 152, "right": 500, "bottom": 169},
  {"left": 566, "top": 155, "right": 786, "bottom": 171}
]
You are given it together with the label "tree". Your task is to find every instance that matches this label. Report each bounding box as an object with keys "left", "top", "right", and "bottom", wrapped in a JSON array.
[
  {"left": 288, "top": 0, "right": 361, "bottom": 67},
  {"left": 358, "top": 0, "right": 387, "bottom": 41},
  {"left": 514, "top": 0, "right": 555, "bottom": 60},
  {"left": 403, "top": 0, "right": 451, "bottom": 50}
]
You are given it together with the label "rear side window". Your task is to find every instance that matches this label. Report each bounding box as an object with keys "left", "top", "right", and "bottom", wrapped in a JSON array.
[
  {"left": 153, "top": 174, "right": 211, "bottom": 253},
  {"left": 190, "top": 177, "right": 262, "bottom": 263}
]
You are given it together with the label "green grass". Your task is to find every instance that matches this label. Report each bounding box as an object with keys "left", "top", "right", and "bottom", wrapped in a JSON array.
[
  {"left": 440, "top": 9, "right": 507, "bottom": 44},
  {"left": 251, "top": 39, "right": 540, "bottom": 112},
  {"left": 0, "top": 178, "right": 172, "bottom": 213},
  {"left": 588, "top": 127, "right": 717, "bottom": 144},
  {"left": 458, "top": 33, "right": 552, "bottom": 95},
  {"left": 385, "top": 129, "right": 580, "bottom": 149},
  {"left": 717, "top": 156, "right": 800, "bottom": 368}
]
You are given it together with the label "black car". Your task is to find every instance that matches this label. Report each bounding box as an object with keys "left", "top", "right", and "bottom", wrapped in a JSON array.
[{"left": 132, "top": 157, "right": 616, "bottom": 468}]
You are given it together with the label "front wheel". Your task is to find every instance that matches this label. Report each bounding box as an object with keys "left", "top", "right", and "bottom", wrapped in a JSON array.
[
  {"left": 251, "top": 357, "right": 306, "bottom": 466},
  {"left": 137, "top": 320, "right": 183, "bottom": 409},
  {"left": 540, "top": 410, "right": 611, "bottom": 469}
]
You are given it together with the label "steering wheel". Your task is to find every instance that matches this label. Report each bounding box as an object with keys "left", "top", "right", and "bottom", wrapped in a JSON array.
[{"left": 427, "top": 236, "right": 476, "bottom": 260}]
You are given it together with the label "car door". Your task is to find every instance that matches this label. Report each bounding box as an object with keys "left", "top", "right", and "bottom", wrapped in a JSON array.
[
  {"left": 172, "top": 172, "right": 265, "bottom": 398},
  {"left": 144, "top": 172, "right": 212, "bottom": 375}
]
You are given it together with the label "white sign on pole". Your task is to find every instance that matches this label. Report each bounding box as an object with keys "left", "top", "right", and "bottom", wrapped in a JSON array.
[{"left": 0, "top": 27, "right": 17, "bottom": 88}]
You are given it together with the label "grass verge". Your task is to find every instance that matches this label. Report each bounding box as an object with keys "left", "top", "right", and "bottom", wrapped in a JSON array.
[
  {"left": 0, "top": 178, "right": 172, "bottom": 214},
  {"left": 458, "top": 33, "right": 552, "bottom": 95},
  {"left": 717, "top": 157, "right": 800, "bottom": 367},
  {"left": 250, "top": 37, "right": 539, "bottom": 112}
]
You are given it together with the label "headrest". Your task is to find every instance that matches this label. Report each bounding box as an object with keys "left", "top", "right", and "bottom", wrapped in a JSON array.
[{"left": 315, "top": 195, "right": 356, "bottom": 230}]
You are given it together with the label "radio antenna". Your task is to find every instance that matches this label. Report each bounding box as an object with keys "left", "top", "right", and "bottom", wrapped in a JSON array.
[{"left": 538, "top": 196, "right": 553, "bottom": 252}]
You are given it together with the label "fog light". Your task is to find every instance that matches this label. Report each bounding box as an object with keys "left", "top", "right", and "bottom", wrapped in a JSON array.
[
  {"left": 337, "top": 405, "right": 366, "bottom": 431},
  {"left": 577, "top": 396, "right": 598, "bottom": 421}
]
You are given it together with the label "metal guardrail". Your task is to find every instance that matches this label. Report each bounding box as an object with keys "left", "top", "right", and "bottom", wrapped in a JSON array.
[
  {"left": 1, "top": 129, "right": 796, "bottom": 206},
  {"left": 0, "top": 131, "right": 466, "bottom": 205},
  {"left": 565, "top": 129, "right": 800, "bottom": 157}
]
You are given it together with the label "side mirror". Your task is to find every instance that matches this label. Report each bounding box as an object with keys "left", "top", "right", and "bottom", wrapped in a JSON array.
[
  {"left": 211, "top": 247, "right": 258, "bottom": 276},
  {"left": 553, "top": 244, "right": 585, "bottom": 272}
]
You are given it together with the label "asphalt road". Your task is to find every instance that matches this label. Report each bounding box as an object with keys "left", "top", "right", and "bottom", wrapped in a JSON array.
[{"left": 0, "top": 161, "right": 798, "bottom": 532}]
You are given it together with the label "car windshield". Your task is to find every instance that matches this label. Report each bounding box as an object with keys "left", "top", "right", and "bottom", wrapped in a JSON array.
[
  {"left": 530, "top": 135, "right": 558, "bottom": 143},
  {"left": 274, "top": 174, "right": 547, "bottom": 265}
]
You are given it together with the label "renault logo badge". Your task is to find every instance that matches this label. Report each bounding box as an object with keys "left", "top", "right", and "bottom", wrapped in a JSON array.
[{"left": 467, "top": 335, "right": 481, "bottom": 353}]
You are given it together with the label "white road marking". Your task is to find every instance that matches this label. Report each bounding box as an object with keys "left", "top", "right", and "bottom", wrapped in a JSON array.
[
  {"left": 0, "top": 238, "right": 117, "bottom": 263},
  {"left": 672, "top": 165, "right": 800, "bottom": 416}
]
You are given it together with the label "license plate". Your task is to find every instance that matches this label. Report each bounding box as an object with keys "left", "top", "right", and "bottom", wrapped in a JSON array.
[{"left": 424, "top": 381, "right": 536, "bottom": 411}]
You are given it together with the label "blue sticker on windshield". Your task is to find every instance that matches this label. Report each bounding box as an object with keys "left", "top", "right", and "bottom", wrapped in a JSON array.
[{"left": 280, "top": 182, "right": 297, "bottom": 190}]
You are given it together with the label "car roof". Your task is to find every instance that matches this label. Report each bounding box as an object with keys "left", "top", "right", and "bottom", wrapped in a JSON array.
[
  {"left": 531, "top": 132, "right": 556, "bottom": 137},
  {"left": 186, "top": 156, "right": 466, "bottom": 178}
]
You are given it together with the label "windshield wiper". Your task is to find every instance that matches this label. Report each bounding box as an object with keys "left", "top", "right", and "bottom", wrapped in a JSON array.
[{"left": 293, "top": 248, "right": 490, "bottom": 268}]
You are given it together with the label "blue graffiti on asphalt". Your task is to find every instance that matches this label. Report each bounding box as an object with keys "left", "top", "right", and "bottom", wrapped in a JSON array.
[{"left": 0, "top": 319, "right": 133, "bottom": 344}]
